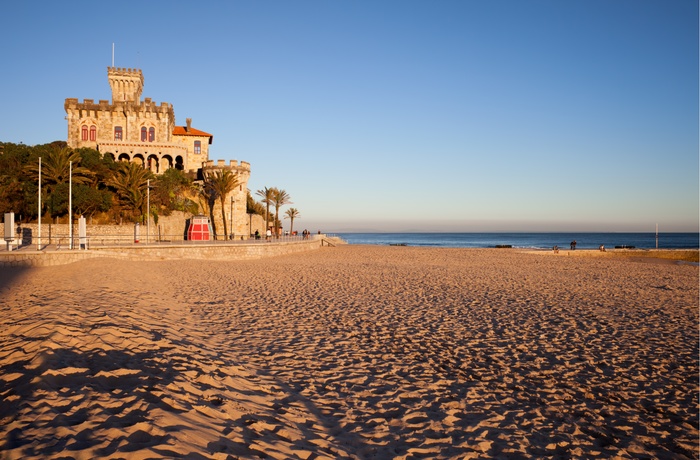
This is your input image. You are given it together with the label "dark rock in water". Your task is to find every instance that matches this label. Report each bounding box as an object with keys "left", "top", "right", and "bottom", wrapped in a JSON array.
[
  {"left": 495, "top": 245, "right": 513, "bottom": 249},
  {"left": 389, "top": 243, "right": 408, "bottom": 246},
  {"left": 614, "top": 245, "right": 636, "bottom": 249}
]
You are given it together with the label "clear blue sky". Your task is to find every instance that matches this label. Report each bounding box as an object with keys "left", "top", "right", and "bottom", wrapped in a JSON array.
[{"left": 1, "top": 1, "right": 698, "bottom": 232}]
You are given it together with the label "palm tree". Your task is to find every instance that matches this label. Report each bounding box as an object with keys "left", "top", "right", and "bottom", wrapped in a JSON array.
[
  {"left": 284, "top": 208, "right": 300, "bottom": 235},
  {"left": 25, "top": 144, "right": 94, "bottom": 220},
  {"left": 190, "top": 180, "right": 219, "bottom": 236},
  {"left": 271, "top": 188, "right": 292, "bottom": 237},
  {"left": 205, "top": 169, "right": 240, "bottom": 240},
  {"left": 191, "top": 181, "right": 211, "bottom": 216},
  {"left": 255, "top": 187, "right": 275, "bottom": 234},
  {"left": 107, "top": 161, "right": 153, "bottom": 222},
  {"left": 32, "top": 145, "right": 94, "bottom": 191}
]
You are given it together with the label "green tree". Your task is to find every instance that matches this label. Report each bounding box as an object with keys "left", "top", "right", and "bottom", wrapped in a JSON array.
[
  {"left": 24, "top": 144, "right": 94, "bottom": 220},
  {"left": 192, "top": 181, "right": 213, "bottom": 218},
  {"left": 74, "top": 147, "right": 117, "bottom": 188},
  {"left": 246, "top": 190, "right": 265, "bottom": 216},
  {"left": 255, "top": 187, "right": 275, "bottom": 234},
  {"left": 271, "top": 188, "right": 292, "bottom": 238},
  {"left": 73, "top": 183, "right": 112, "bottom": 218},
  {"left": 204, "top": 169, "right": 240, "bottom": 240},
  {"left": 107, "top": 162, "right": 154, "bottom": 222},
  {"left": 28, "top": 144, "right": 94, "bottom": 193},
  {"left": 153, "top": 168, "right": 194, "bottom": 216},
  {"left": 0, "top": 142, "right": 33, "bottom": 215},
  {"left": 47, "top": 182, "right": 70, "bottom": 218},
  {"left": 284, "top": 208, "right": 300, "bottom": 235}
]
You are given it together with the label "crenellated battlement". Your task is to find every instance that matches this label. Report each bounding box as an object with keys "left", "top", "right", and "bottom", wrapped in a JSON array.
[
  {"left": 65, "top": 97, "right": 174, "bottom": 118},
  {"left": 108, "top": 67, "right": 143, "bottom": 75},
  {"left": 202, "top": 159, "right": 251, "bottom": 172},
  {"left": 108, "top": 66, "right": 143, "bottom": 103}
]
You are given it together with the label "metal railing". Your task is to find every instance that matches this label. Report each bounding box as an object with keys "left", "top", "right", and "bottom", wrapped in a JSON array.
[{"left": 0, "top": 233, "right": 319, "bottom": 251}]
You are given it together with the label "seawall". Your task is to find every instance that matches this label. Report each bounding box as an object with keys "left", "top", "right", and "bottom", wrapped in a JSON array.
[{"left": 0, "top": 236, "right": 344, "bottom": 267}]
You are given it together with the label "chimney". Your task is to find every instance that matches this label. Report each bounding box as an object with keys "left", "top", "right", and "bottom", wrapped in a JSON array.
[{"left": 186, "top": 118, "right": 192, "bottom": 132}]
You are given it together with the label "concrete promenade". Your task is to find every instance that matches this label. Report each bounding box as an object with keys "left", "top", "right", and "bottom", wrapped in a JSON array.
[{"left": 0, "top": 235, "right": 344, "bottom": 267}]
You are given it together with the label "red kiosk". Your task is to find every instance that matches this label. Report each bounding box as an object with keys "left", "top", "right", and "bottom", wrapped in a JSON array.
[{"left": 187, "top": 215, "right": 211, "bottom": 241}]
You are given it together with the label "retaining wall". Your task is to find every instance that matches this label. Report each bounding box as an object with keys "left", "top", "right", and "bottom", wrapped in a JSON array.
[
  {"left": 0, "top": 237, "right": 329, "bottom": 268},
  {"left": 0, "top": 211, "right": 270, "bottom": 245}
]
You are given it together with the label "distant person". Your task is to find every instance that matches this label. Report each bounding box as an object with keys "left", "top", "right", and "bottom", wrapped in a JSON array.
[
  {"left": 266, "top": 228, "right": 272, "bottom": 241},
  {"left": 254, "top": 230, "right": 260, "bottom": 240},
  {"left": 599, "top": 244, "right": 605, "bottom": 252},
  {"left": 570, "top": 240, "right": 577, "bottom": 250},
  {"left": 553, "top": 245, "right": 559, "bottom": 253}
]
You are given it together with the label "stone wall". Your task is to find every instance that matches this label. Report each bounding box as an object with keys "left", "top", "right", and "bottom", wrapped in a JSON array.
[
  {"left": 0, "top": 236, "right": 332, "bottom": 267},
  {"left": 1, "top": 211, "right": 272, "bottom": 246},
  {"left": 2, "top": 214, "right": 191, "bottom": 246}
]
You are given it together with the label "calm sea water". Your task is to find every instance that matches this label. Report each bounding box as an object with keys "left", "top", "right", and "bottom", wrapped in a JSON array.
[{"left": 336, "top": 233, "right": 699, "bottom": 250}]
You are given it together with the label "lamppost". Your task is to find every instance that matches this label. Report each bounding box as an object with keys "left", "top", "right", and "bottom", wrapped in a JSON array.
[
  {"left": 69, "top": 161, "right": 72, "bottom": 249},
  {"left": 37, "top": 156, "right": 41, "bottom": 250},
  {"left": 230, "top": 196, "right": 234, "bottom": 240},
  {"left": 147, "top": 179, "right": 150, "bottom": 244}
]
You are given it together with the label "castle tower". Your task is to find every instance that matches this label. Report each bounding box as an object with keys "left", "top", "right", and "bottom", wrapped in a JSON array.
[
  {"left": 107, "top": 67, "right": 143, "bottom": 103},
  {"left": 201, "top": 160, "right": 252, "bottom": 239}
]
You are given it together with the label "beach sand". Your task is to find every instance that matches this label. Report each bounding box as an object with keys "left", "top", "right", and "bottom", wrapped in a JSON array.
[{"left": 1, "top": 246, "right": 697, "bottom": 459}]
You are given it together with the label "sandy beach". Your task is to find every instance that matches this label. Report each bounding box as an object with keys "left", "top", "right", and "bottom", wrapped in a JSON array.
[{"left": 0, "top": 246, "right": 697, "bottom": 459}]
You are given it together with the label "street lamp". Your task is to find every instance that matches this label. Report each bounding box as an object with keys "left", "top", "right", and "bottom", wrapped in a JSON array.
[
  {"left": 230, "top": 196, "right": 234, "bottom": 240},
  {"left": 147, "top": 179, "right": 150, "bottom": 244}
]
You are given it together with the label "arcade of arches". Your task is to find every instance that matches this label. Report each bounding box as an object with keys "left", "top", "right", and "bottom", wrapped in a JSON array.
[{"left": 109, "top": 152, "right": 185, "bottom": 172}]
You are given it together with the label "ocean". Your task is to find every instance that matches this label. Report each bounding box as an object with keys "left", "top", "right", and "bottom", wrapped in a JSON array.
[{"left": 336, "top": 232, "right": 700, "bottom": 250}]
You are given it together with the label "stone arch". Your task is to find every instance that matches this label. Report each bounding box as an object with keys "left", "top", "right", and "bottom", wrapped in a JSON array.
[
  {"left": 162, "top": 155, "right": 174, "bottom": 170},
  {"left": 104, "top": 152, "right": 116, "bottom": 161},
  {"left": 147, "top": 154, "right": 159, "bottom": 173},
  {"left": 118, "top": 153, "right": 131, "bottom": 162},
  {"left": 133, "top": 154, "right": 145, "bottom": 167},
  {"left": 175, "top": 156, "right": 184, "bottom": 171}
]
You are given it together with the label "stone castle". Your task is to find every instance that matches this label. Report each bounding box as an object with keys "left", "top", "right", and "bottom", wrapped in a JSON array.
[{"left": 65, "top": 67, "right": 256, "bottom": 239}]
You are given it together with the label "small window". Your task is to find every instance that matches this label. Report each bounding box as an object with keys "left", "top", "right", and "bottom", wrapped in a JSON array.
[
  {"left": 81, "top": 125, "right": 88, "bottom": 141},
  {"left": 114, "top": 126, "right": 123, "bottom": 140},
  {"left": 89, "top": 126, "right": 96, "bottom": 141},
  {"left": 141, "top": 127, "right": 147, "bottom": 142},
  {"left": 149, "top": 127, "right": 155, "bottom": 142},
  {"left": 194, "top": 140, "right": 201, "bottom": 154}
]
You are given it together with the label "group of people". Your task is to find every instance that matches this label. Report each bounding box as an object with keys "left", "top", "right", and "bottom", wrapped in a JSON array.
[
  {"left": 553, "top": 240, "right": 577, "bottom": 252},
  {"left": 253, "top": 228, "right": 314, "bottom": 240},
  {"left": 552, "top": 240, "right": 605, "bottom": 252}
]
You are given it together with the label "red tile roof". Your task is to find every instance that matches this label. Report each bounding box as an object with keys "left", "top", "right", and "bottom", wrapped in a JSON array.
[{"left": 173, "top": 126, "right": 213, "bottom": 144}]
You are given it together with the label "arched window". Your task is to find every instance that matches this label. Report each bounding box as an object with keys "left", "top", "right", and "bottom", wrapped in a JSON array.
[
  {"left": 89, "top": 126, "right": 97, "bottom": 141},
  {"left": 114, "top": 126, "right": 123, "bottom": 140},
  {"left": 194, "top": 140, "right": 201, "bottom": 154},
  {"left": 141, "top": 127, "right": 147, "bottom": 142},
  {"left": 148, "top": 127, "right": 155, "bottom": 142},
  {"left": 81, "top": 125, "right": 88, "bottom": 141}
]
